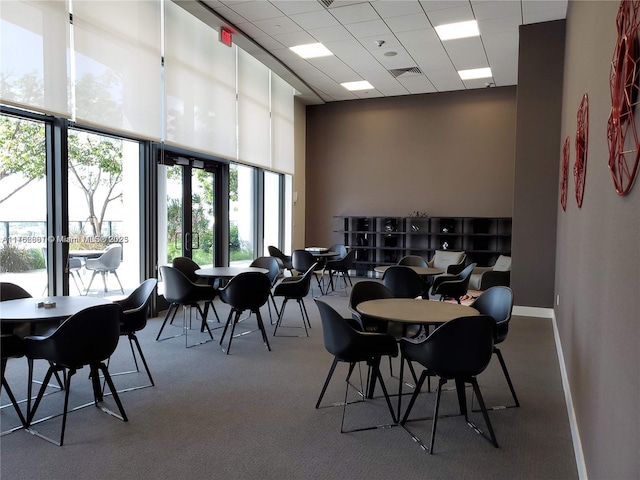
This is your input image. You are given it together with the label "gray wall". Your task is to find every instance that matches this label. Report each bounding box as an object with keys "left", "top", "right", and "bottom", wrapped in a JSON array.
[
  {"left": 557, "top": 1, "right": 639, "bottom": 477},
  {"left": 305, "top": 86, "right": 516, "bottom": 253},
  {"left": 512, "top": 20, "right": 566, "bottom": 308}
]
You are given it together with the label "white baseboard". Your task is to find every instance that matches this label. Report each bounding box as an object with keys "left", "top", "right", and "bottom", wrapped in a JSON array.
[
  {"left": 550, "top": 310, "right": 589, "bottom": 479},
  {"left": 512, "top": 305, "right": 554, "bottom": 318}
]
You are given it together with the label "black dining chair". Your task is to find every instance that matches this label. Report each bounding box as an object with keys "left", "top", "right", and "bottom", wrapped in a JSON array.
[
  {"left": 110, "top": 278, "right": 157, "bottom": 392},
  {"left": 430, "top": 263, "right": 477, "bottom": 304},
  {"left": 24, "top": 304, "right": 128, "bottom": 446},
  {"left": 250, "top": 256, "right": 282, "bottom": 324},
  {"left": 323, "top": 249, "right": 356, "bottom": 295},
  {"left": 400, "top": 315, "right": 498, "bottom": 453},
  {"left": 1, "top": 333, "right": 27, "bottom": 431},
  {"left": 272, "top": 262, "right": 318, "bottom": 337},
  {"left": 398, "top": 255, "right": 428, "bottom": 267},
  {"left": 218, "top": 272, "right": 273, "bottom": 354},
  {"left": 292, "top": 249, "right": 325, "bottom": 294},
  {"left": 268, "top": 245, "right": 293, "bottom": 274},
  {"left": 314, "top": 299, "right": 398, "bottom": 433},
  {"left": 172, "top": 256, "right": 220, "bottom": 323},
  {"left": 382, "top": 265, "right": 425, "bottom": 299},
  {"left": 470, "top": 286, "right": 519, "bottom": 408},
  {"left": 156, "top": 266, "right": 216, "bottom": 348}
]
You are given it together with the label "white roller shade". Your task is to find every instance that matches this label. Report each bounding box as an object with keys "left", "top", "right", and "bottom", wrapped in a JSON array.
[
  {"left": 73, "top": 0, "right": 161, "bottom": 140},
  {"left": 271, "top": 72, "right": 295, "bottom": 174},
  {"left": 237, "top": 48, "right": 270, "bottom": 168},
  {"left": 0, "top": 0, "right": 71, "bottom": 117},
  {"left": 164, "top": 1, "right": 237, "bottom": 159}
]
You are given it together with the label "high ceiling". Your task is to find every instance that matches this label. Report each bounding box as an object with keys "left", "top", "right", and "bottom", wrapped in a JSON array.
[{"left": 182, "top": 0, "right": 568, "bottom": 104}]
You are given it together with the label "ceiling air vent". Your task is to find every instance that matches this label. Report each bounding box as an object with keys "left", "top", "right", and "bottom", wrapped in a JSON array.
[
  {"left": 389, "top": 67, "right": 423, "bottom": 78},
  {"left": 318, "top": 0, "right": 334, "bottom": 8}
]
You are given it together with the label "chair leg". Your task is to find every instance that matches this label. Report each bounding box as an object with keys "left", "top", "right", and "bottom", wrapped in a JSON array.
[
  {"left": 156, "top": 304, "right": 178, "bottom": 340},
  {"left": 97, "top": 362, "right": 128, "bottom": 422},
  {"left": 372, "top": 360, "right": 397, "bottom": 424},
  {"left": 111, "top": 270, "right": 124, "bottom": 294},
  {"left": 428, "top": 378, "right": 447, "bottom": 454},
  {"left": 316, "top": 357, "right": 339, "bottom": 408},
  {"left": 495, "top": 347, "right": 520, "bottom": 407},
  {"left": 255, "top": 310, "right": 271, "bottom": 351},
  {"left": 296, "top": 299, "right": 309, "bottom": 336},
  {"left": 219, "top": 310, "right": 235, "bottom": 348},
  {"left": 1, "top": 362, "right": 27, "bottom": 427},
  {"left": 59, "top": 368, "right": 75, "bottom": 446},
  {"left": 272, "top": 298, "right": 289, "bottom": 336},
  {"left": 269, "top": 292, "right": 280, "bottom": 325},
  {"left": 130, "top": 333, "right": 154, "bottom": 386},
  {"left": 85, "top": 271, "right": 99, "bottom": 295},
  {"left": 469, "top": 378, "right": 498, "bottom": 448},
  {"left": 400, "top": 370, "right": 429, "bottom": 424}
]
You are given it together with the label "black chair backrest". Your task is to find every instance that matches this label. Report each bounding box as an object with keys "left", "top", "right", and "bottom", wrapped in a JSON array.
[
  {"left": 0, "top": 282, "right": 32, "bottom": 301},
  {"left": 327, "top": 249, "right": 356, "bottom": 269},
  {"left": 398, "top": 255, "right": 427, "bottom": 267},
  {"left": 160, "top": 266, "right": 196, "bottom": 304},
  {"left": 291, "top": 249, "right": 319, "bottom": 273},
  {"left": 250, "top": 256, "right": 281, "bottom": 286},
  {"left": 328, "top": 244, "right": 347, "bottom": 260},
  {"left": 28, "top": 304, "right": 123, "bottom": 369},
  {"left": 411, "top": 315, "right": 495, "bottom": 379},
  {"left": 382, "top": 265, "right": 424, "bottom": 298},
  {"left": 348, "top": 281, "right": 394, "bottom": 312},
  {"left": 1, "top": 333, "right": 25, "bottom": 360},
  {"left": 114, "top": 278, "right": 157, "bottom": 332},
  {"left": 315, "top": 299, "right": 398, "bottom": 363},
  {"left": 471, "top": 286, "right": 513, "bottom": 343},
  {"left": 457, "top": 262, "right": 476, "bottom": 282},
  {"left": 172, "top": 257, "right": 202, "bottom": 283},
  {"left": 219, "top": 272, "right": 272, "bottom": 311}
]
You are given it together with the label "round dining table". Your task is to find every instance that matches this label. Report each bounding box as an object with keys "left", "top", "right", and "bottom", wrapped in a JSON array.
[
  {"left": 195, "top": 266, "right": 268, "bottom": 280},
  {"left": 356, "top": 298, "right": 479, "bottom": 413},
  {"left": 374, "top": 265, "right": 443, "bottom": 277},
  {"left": 0, "top": 295, "right": 113, "bottom": 328},
  {"left": 356, "top": 298, "right": 477, "bottom": 326}
]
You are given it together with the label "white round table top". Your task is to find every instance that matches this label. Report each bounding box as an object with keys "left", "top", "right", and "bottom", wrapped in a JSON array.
[
  {"left": 356, "top": 298, "right": 478, "bottom": 325},
  {"left": 68, "top": 249, "right": 105, "bottom": 259},
  {"left": 374, "top": 265, "right": 443, "bottom": 276},
  {"left": 0, "top": 296, "right": 112, "bottom": 323},
  {"left": 195, "top": 266, "right": 268, "bottom": 278}
]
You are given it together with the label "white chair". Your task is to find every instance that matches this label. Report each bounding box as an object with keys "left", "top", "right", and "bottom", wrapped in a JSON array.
[
  {"left": 85, "top": 244, "right": 124, "bottom": 294},
  {"left": 469, "top": 255, "right": 511, "bottom": 291}
]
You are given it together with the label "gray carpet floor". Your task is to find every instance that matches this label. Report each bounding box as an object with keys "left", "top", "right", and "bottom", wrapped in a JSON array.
[{"left": 1, "top": 284, "right": 578, "bottom": 480}]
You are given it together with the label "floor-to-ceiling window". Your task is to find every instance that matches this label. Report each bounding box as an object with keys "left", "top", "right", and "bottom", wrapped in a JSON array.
[
  {"left": 229, "top": 164, "right": 255, "bottom": 265},
  {"left": 67, "top": 128, "right": 141, "bottom": 296},
  {"left": 263, "top": 170, "right": 282, "bottom": 256},
  {"left": 0, "top": 114, "right": 49, "bottom": 296}
]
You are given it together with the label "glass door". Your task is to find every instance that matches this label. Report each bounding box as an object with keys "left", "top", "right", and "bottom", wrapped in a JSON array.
[{"left": 158, "top": 154, "right": 218, "bottom": 268}]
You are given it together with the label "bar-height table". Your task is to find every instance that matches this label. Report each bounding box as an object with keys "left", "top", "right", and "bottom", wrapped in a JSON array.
[{"left": 356, "top": 298, "right": 478, "bottom": 418}]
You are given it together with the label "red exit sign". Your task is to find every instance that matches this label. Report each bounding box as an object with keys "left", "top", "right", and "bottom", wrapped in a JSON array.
[{"left": 220, "top": 27, "right": 233, "bottom": 47}]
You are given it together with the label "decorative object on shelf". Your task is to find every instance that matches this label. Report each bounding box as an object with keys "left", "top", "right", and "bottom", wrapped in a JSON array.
[
  {"left": 607, "top": 0, "right": 640, "bottom": 196},
  {"left": 408, "top": 211, "right": 427, "bottom": 217},
  {"left": 442, "top": 242, "right": 449, "bottom": 250},
  {"left": 561, "top": 136, "right": 570, "bottom": 211},
  {"left": 574, "top": 94, "right": 589, "bottom": 208},
  {"left": 411, "top": 224, "right": 420, "bottom": 232}
]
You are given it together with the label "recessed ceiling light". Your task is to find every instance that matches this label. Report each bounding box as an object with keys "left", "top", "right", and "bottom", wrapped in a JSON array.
[
  {"left": 341, "top": 81, "right": 374, "bottom": 91},
  {"left": 384, "top": 51, "right": 398, "bottom": 57},
  {"left": 458, "top": 67, "right": 493, "bottom": 80},
  {"left": 435, "top": 20, "right": 480, "bottom": 41},
  {"left": 289, "top": 43, "right": 333, "bottom": 59}
]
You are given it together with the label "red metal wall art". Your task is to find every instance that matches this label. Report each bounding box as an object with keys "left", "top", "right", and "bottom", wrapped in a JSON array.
[
  {"left": 561, "top": 136, "right": 570, "bottom": 211},
  {"left": 574, "top": 94, "right": 589, "bottom": 208},
  {"left": 607, "top": 0, "right": 640, "bottom": 195}
]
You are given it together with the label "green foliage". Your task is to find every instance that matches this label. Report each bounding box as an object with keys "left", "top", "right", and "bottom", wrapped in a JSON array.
[{"left": 0, "top": 245, "right": 44, "bottom": 272}]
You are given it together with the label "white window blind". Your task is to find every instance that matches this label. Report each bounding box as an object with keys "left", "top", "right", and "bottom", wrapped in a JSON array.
[
  {"left": 164, "top": 1, "right": 237, "bottom": 159},
  {"left": 73, "top": 0, "right": 161, "bottom": 140},
  {"left": 237, "top": 49, "right": 270, "bottom": 168},
  {"left": 0, "top": 0, "right": 71, "bottom": 117},
  {"left": 271, "top": 73, "right": 295, "bottom": 174}
]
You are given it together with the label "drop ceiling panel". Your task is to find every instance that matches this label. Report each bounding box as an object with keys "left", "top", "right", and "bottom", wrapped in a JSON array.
[{"left": 190, "top": 0, "right": 567, "bottom": 104}]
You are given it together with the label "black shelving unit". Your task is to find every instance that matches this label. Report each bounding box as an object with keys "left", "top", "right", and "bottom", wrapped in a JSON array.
[{"left": 334, "top": 215, "right": 511, "bottom": 276}]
